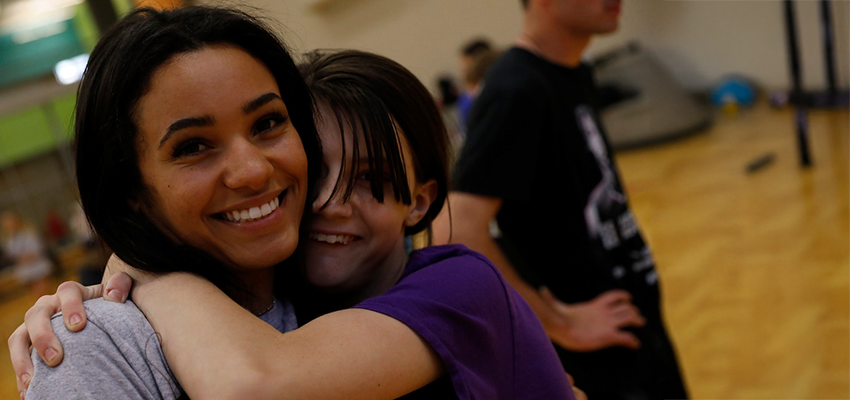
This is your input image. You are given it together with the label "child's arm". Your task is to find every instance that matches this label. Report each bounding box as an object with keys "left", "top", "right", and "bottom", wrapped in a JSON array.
[
  {"left": 134, "top": 272, "right": 443, "bottom": 400},
  {"left": 11, "top": 261, "right": 443, "bottom": 399}
]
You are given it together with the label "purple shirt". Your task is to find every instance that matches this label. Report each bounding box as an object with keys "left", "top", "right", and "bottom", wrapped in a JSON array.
[{"left": 355, "top": 244, "right": 574, "bottom": 400}]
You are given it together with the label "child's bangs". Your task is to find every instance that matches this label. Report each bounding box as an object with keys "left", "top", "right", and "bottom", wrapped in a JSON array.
[{"left": 321, "top": 89, "right": 412, "bottom": 207}]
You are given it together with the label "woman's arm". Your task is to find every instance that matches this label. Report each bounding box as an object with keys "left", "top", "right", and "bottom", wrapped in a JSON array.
[{"left": 134, "top": 273, "right": 443, "bottom": 400}]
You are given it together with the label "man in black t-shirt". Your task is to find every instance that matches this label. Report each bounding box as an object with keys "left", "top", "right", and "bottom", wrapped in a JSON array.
[{"left": 433, "top": 1, "right": 688, "bottom": 399}]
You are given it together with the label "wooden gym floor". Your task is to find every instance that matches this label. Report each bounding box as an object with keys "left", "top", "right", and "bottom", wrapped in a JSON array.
[
  {"left": 0, "top": 102, "right": 847, "bottom": 399},
  {"left": 616, "top": 103, "right": 849, "bottom": 399}
]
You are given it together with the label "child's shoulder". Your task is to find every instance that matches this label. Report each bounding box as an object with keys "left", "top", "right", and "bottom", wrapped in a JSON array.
[
  {"left": 409, "top": 244, "right": 496, "bottom": 272},
  {"left": 405, "top": 244, "right": 508, "bottom": 296}
]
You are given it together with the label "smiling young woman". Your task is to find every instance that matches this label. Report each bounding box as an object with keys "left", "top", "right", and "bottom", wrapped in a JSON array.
[{"left": 135, "top": 45, "right": 308, "bottom": 275}]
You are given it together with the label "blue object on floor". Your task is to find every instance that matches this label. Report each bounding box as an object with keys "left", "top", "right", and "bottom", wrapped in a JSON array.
[{"left": 712, "top": 77, "right": 756, "bottom": 108}]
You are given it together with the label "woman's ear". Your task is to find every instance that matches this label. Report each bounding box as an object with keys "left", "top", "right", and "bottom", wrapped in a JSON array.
[{"left": 405, "top": 179, "right": 438, "bottom": 228}]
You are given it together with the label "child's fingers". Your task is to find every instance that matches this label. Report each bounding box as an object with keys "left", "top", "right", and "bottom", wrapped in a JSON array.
[
  {"left": 8, "top": 324, "right": 34, "bottom": 394},
  {"left": 104, "top": 273, "right": 132, "bottom": 303},
  {"left": 56, "top": 281, "right": 94, "bottom": 332},
  {"left": 24, "top": 296, "right": 65, "bottom": 367}
]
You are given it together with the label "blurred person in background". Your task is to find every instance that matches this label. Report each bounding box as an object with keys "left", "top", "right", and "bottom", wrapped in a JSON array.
[
  {"left": 435, "top": 0, "right": 688, "bottom": 399},
  {"left": 1, "top": 211, "right": 53, "bottom": 296},
  {"left": 43, "top": 210, "right": 69, "bottom": 247},
  {"left": 69, "top": 202, "right": 109, "bottom": 286},
  {"left": 456, "top": 38, "right": 494, "bottom": 134}
]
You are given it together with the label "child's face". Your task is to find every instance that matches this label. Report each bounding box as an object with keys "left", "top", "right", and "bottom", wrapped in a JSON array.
[{"left": 304, "top": 109, "right": 434, "bottom": 299}]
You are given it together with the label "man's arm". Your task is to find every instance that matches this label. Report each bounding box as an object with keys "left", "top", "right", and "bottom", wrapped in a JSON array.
[
  {"left": 433, "top": 192, "right": 558, "bottom": 329},
  {"left": 432, "top": 191, "right": 646, "bottom": 352}
]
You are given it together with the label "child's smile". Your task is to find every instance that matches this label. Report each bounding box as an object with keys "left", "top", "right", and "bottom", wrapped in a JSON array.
[{"left": 303, "top": 104, "right": 434, "bottom": 304}]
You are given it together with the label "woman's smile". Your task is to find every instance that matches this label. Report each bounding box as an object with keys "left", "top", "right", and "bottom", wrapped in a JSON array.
[
  {"left": 135, "top": 45, "right": 309, "bottom": 270},
  {"left": 217, "top": 191, "right": 284, "bottom": 223}
]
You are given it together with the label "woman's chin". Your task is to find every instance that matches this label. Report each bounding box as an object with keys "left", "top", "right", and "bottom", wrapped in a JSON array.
[
  {"left": 241, "top": 237, "right": 299, "bottom": 267},
  {"left": 224, "top": 249, "right": 294, "bottom": 272}
]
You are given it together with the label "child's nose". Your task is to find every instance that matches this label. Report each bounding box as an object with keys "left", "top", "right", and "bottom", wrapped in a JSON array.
[{"left": 312, "top": 183, "right": 353, "bottom": 219}]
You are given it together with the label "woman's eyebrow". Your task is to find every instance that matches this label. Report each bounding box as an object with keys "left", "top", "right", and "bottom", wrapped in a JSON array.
[
  {"left": 243, "top": 92, "right": 282, "bottom": 114},
  {"left": 157, "top": 93, "right": 282, "bottom": 149},
  {"left": 159, "top": 116, "right": 215, "bottom": 149}
]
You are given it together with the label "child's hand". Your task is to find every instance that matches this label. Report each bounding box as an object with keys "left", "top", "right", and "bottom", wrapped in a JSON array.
[{"left": 7, "top": 270, "right": 133, "bottom": 396}]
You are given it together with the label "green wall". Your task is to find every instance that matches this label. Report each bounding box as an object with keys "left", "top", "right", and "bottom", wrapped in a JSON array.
[
  {"left": 0, "top": 1, "right": 101, "bottom": 168},
  {"left": 0, "top": 94, "right": 76, "bottom": 168},
  {"left": 0, "top": 19, "right": 86, "bottom": 89}
]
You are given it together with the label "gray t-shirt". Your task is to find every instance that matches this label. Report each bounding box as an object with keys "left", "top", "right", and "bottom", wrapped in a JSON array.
[{"left": 26, "top": 297, "right": 297, "bottom": 399}]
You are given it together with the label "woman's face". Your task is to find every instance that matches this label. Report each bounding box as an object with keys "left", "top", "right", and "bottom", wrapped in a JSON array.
[{"left": 134, "top": 45, "right": 308, "bottom": 271}]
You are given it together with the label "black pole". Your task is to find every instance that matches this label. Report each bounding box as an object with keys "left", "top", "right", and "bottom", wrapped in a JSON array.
[
  {"left": 784, "top": 0, "right": 803, "bottom": 102},
  {"left": 784, "top": 0, "right": 813, "bottom": 167},
  {"left": 820, "top": 0, "right": 837, "bottom": 102},
  {"left": 795, "top": 109, "right": 812, "bottom": 167}
]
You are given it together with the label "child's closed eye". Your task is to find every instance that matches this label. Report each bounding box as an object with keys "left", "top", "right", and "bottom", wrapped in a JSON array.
[{"left": 356, "top": 170, "right": 393, "bottom": 183}]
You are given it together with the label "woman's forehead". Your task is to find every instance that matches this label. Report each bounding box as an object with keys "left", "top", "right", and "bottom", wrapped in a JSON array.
[{"left": 137, "top": 46, "right": 280, "bottom": 131}]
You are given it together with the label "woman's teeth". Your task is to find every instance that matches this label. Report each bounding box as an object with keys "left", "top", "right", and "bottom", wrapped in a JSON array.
[
  {"left": 308, "top": 233, "right": 355, "bottom": 245},
  {"left": 224, "top": 197, "right": 279, "bottom": 222}
]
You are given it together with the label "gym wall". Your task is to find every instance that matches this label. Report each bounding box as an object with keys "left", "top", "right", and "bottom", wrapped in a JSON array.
[{"left": 223, "top": 0, "right": 848, "bottom": 94}]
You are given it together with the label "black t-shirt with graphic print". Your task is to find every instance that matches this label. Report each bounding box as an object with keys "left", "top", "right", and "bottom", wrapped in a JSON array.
[{"left": 453, "top": 47, "right": 688, "bottom": 400}]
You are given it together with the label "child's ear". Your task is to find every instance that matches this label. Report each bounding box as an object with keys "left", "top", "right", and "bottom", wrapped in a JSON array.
[{"left": 405, "top": 179, "right": 438, "bottom": 228}]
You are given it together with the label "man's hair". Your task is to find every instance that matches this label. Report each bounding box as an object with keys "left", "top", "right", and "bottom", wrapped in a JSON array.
[
  {"left": 521, "top": 0, "right": 529, "bottom": 10},
  {"left": 464, "top": 49, "right": 501, "bottom": 86},
  {"left": 460, "top": 38, "right": 492, "bottom": 57}
]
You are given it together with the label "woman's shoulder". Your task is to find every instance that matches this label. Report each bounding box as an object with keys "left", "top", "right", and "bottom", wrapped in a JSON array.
[
  {"left": 27, "top": 299, "right": 181, "bottom": 400},
  {"left": 51, "top": 298, "right": 174, "bottom": 377},
  {"left": 54, "top": 298, "right": 154, "bottom": 342}
]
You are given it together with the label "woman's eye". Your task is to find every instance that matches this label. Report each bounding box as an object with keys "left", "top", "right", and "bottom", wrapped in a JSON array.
[
  {"left": 172, "top": 140, "right": 209, "bottom": 158},
  {"left": 255, "top": 114, "right": 287, "bottom": 134}
]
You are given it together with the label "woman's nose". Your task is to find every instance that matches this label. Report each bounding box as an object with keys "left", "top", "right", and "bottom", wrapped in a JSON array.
[{"left": 223, "top": 141, "right": 274, "bottom": 191}]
